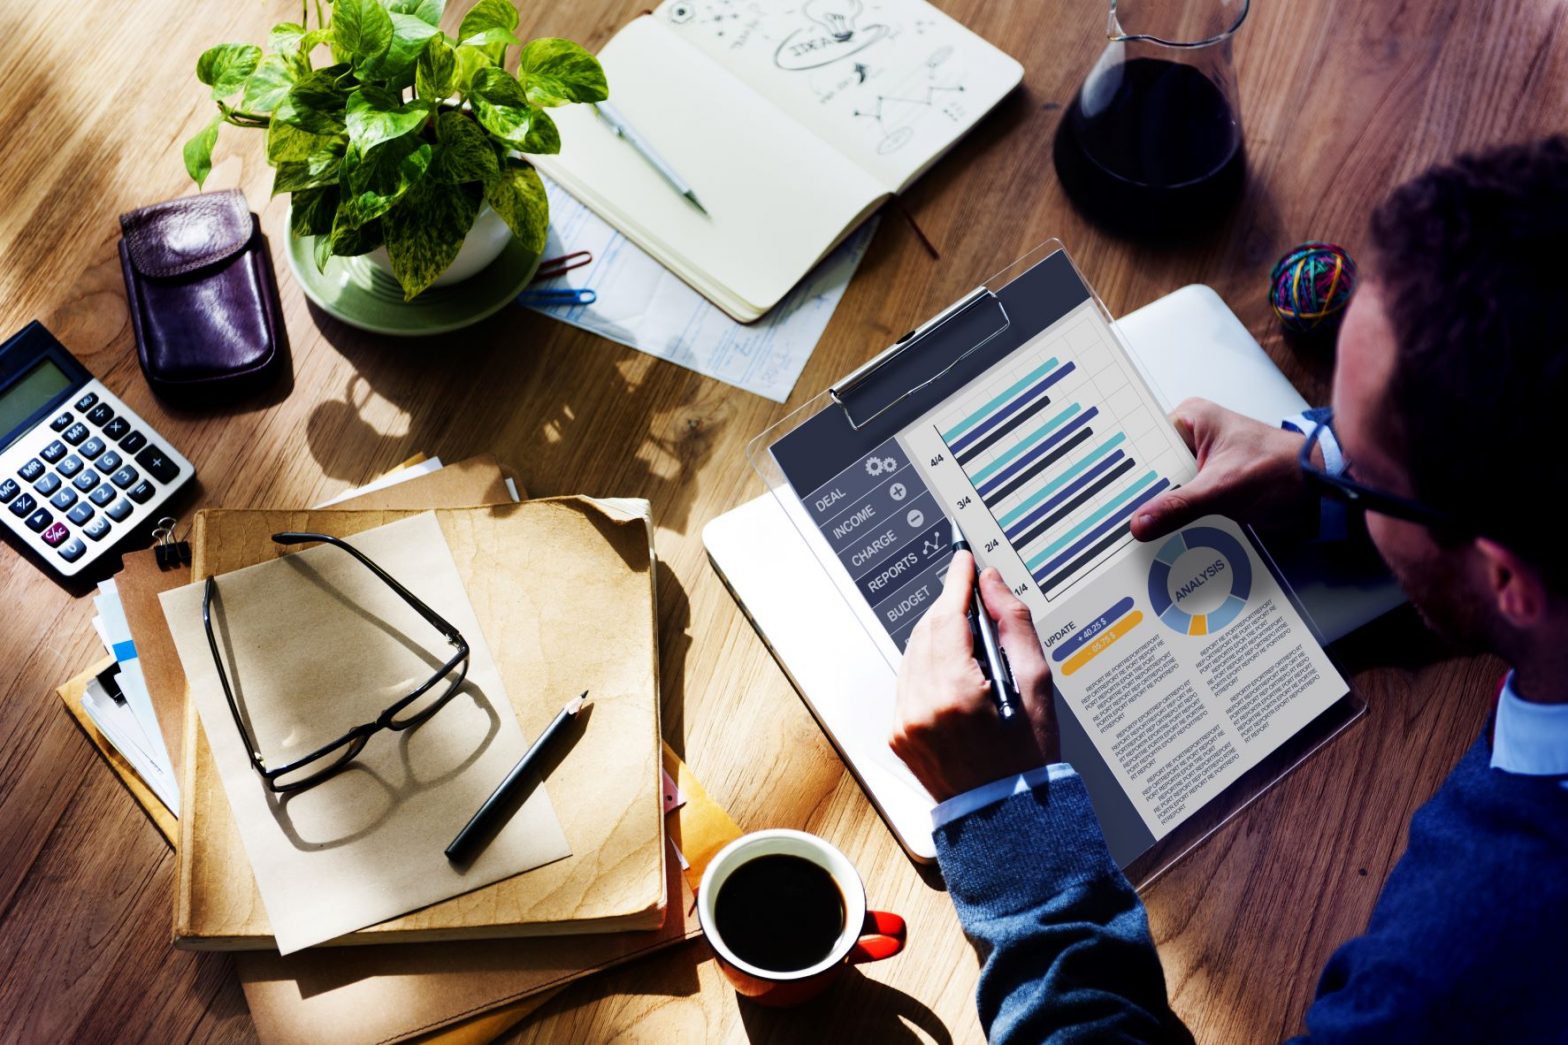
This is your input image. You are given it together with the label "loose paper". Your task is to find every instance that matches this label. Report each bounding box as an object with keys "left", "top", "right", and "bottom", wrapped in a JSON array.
[{"left": 161, "top": 513, "right": 570, "bottom": 954}]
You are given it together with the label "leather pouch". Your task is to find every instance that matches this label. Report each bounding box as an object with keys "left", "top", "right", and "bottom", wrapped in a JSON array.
[{"left": 118, "top": 190, "right": 286, "bottom": 402}]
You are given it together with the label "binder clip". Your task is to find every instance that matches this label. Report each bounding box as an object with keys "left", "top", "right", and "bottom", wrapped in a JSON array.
[{"left": 151, "top": 516, "right": 191, "bottom": 570}]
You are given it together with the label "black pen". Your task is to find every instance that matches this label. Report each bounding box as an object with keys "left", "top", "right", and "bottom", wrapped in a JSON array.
[
  {"left": 446, "top": 691, "right": 589, "bottom": 865},
  {"left": 949, "top": 520, "right": 1022, "bottom": 723}
]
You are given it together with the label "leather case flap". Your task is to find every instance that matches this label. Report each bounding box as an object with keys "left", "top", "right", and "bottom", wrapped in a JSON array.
[{"left": 119, "top": 190, "right": 254, "bottom": 278}]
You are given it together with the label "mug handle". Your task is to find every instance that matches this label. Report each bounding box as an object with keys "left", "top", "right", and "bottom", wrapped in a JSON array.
[{"left": 848, "top": 910, "right": 907, "bottom": 964}]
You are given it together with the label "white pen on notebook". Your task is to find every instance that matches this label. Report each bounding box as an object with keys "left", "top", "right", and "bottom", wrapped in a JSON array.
[{"left": 593, "top": 101, "right": 709, "bottom": 216}]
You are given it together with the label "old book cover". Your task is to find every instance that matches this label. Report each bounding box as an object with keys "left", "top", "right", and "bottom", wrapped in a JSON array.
[{"left": 173, "top": 498, "right": 665, "bottom": 949}]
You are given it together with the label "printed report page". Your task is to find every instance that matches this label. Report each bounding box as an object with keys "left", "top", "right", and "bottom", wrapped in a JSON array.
[{"left": 781, "top": 296, "right": 1348, "bottom": 838}]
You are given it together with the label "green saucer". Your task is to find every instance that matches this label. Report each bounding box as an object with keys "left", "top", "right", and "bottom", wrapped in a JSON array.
[{"left": 285, "top": 233, "right": 541, "bottom": 336}]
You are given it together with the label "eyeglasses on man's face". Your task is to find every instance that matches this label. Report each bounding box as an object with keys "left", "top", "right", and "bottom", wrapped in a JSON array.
[
  {"left": 1296, "top": 411, "right": 1466, "bottom": 534},
  {"left": 201, "top": 532, "right": 471, "bottom": 794}
]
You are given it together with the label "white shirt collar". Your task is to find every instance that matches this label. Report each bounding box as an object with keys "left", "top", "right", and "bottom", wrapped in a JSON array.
[{"left": 1490, "top": 671, "right": 1568, "bottom": 778}]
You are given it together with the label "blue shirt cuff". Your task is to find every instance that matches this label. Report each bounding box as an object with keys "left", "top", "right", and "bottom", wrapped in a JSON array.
[
  {"left": 1282, "top": 410, "right": 1349, "bottom": 541},
  {"left": 930, "top": 764, "right": 1077, "bottom": 829}
]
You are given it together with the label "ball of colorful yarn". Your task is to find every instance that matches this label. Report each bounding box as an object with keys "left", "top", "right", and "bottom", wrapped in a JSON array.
[{"left": 1269, "top": 242, "right": 1358, "bottom": 334}]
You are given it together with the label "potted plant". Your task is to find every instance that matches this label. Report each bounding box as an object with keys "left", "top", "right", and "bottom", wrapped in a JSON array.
[{"left": 185, "top": 0, "right": 606, "bottom": 300}]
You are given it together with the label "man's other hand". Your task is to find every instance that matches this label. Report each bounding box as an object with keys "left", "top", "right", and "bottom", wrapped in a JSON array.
[
  {"left": 891, "top": 551, "right": 1059, "bottom": 803},
  {"left": 1129, "top": 397, "right": 1320, "bottom": 543}
]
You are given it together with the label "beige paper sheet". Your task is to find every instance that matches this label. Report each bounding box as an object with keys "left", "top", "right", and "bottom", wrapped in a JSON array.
[{"left": 161, "top": 513, "right": 571, "bottom": 954}]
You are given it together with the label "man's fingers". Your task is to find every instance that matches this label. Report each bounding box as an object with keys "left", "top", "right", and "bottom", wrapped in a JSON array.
[
  {"left": 1131, "top": 469, "right": 1228, "bottom": 541},
  {"left": 977, "top": 568, "right": 1050, "bottom": 687},
  {"left": 934, "top": 548, "right": 975, "bottom": 616}
]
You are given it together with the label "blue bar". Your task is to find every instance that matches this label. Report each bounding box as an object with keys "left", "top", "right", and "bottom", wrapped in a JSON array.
[
  {"left": 949, "top": 362, "right": 1077, "bottom": 454},
  {"left": 1027, "top": 472, "right": 1162, "bottom": 571},
  {"left": 113, "top": 640, "right": 137, "bottom": 662},
  {"left": 970, "top": 404, "right": 1082, "bottom": 485},
  {"left": 997, "top": 433, "right": 1127, "bottom": 528},
  {"left": 1004, "top": 449, "right": 1127, "bottom": 539},
  {"left": 1030, "top": 478, "right": 1170, "bottom": 581},
  {"left": 943, "top": 358, "right": 1059, "bottom": 442},
  {"left": 977, "top": 407, "right": 1100, "bottom": 496}
]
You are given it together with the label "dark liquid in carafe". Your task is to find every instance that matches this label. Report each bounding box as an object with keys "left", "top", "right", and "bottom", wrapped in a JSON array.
[
  {"left": 714, "top": 854, "right": 845, "bottom": 973},
  {"left": 1053, "top": 57, "right": 1245, "bottom": 236}
]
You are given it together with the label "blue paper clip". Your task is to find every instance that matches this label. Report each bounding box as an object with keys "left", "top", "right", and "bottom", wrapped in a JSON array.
[{"left": 518, "top": 287, "right": 597, "bottom": 306}]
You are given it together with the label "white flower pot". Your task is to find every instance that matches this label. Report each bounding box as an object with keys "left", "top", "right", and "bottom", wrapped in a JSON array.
[{"left": 363, "top": 203, "right": 513, "bottom": 288}]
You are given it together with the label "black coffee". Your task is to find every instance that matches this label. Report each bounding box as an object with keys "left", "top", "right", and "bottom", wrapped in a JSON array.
[
  {"left": 1053, "top": 57, "right": 1245, "bottom": 237},
  {"left": 714, "top": 854, "right": 845, "bottom": 973}
]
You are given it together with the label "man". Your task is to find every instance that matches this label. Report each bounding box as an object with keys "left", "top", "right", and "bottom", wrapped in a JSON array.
[{"left": 890, "top": 137, "right": 1568, "bottom": 1042}]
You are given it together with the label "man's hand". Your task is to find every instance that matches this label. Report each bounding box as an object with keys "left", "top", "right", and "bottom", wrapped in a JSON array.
[
  {"left": 890, "top": 551, "right": 1059, "bottom": 803},
  {"left": 1129, "top": 397, "right": 1320, "bottom": 543}
]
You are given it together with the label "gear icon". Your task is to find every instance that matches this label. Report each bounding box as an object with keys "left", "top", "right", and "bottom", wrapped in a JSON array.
[{"left": 865, "top": 457, "right": 885, "bottom": 476}]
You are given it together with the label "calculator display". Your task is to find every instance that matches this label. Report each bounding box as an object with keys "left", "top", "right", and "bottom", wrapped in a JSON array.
[{"left": 0, "top": 359, "right": 72, "bottom": 441}]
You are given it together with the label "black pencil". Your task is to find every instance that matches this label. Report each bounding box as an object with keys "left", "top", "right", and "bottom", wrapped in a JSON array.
[{"left": 445, "top": 691, "right": 589, "bottom": 864}]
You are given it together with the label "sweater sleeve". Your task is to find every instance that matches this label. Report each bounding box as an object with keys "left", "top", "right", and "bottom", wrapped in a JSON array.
[{"left": 934, "top": 773, "right": 1193, "bottom": 1044}]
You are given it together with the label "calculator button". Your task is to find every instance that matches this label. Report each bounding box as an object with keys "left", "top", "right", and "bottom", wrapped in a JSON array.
[
  {"left": 106, "top": 498, "right": 134, "bottom": 522},
  {"left": 83, "top": 515, "right": 111, "bottom": 541},
  {"left": 89, "top": 483, "right": 116, "bottom": 506},
  {"left": 50, "top": 412, "right": 73, "bottom": 432},
  {"left": 40, "top": 441, "right": 67, "bottom": 463},
  {"left": 41, "top": 521, "right": 69, "bottom": 547},
  {"left": 57, "top": 537, "right": 86, "bottom": 563},
  {"left": 112, "top": 466, "right": 138, "bottom": 489},
  {"left": 127, "top": 480, "right": 155, "bottom": 504},
  {"left": 134, "top": 445, "right": 179, "bottom": 484},
  {"left": 117, "top": 430, "right": 146, "bottom": 453},
  {"left": 18, "top": 458, "right": 45, "bottom": 482},
  {"left": 67, "top": 501, "right": 94, "bottom": 525},
  {"left": 79, "top": 436, "right": 106, "bottom": 460},
  {"left": 73, "top": 391, "right": 99, "bottom": 412},
  {"left": 50, "top": 487, "right": 77, "bottom": 510},
  {"left": 102, "top": 416, "right": 131, "bottom": 441},
  {"left": 25, "top": 507, "right": 52, "bottom": 533},
  {"left": 34, "top": 473, "right": 61, "bottom": 496},
  {"left": 86, "top": 403, "right": 115, "bottom": 427},
  {"left": 9, "top": 493, "right": 37, "bottom": 517},
  {"left": 72, "top": 471, "right": 99, "bottom": 492},
  {"left": 56, "top": 455, "right": 83, "bottom": 478},
  {"left": 95, "top": 450, "right": 122, "bottom": 473},
  {"left": 62, "top": 422, "right": 89, "bottom": 445},
  {"left": 0, "top": 479, "right": 17, "bottom": 503}
]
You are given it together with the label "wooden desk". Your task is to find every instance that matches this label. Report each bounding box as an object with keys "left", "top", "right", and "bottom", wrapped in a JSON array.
[{"left": 0, "top": 1, "right": 1559, "bottom": 1040}]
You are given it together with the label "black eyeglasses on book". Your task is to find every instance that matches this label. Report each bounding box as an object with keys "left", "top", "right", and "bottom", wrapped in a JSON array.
[{"left": 202, "top": 532, "right": 471, "bottom": 794}]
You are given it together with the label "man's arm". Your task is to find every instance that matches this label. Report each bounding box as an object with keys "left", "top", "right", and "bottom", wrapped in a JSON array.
[{"left": 891, "top": 556, "right": 1191, "bottom": 1043}]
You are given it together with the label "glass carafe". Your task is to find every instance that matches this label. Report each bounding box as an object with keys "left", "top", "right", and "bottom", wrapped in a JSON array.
[{"left": 1053, "top": 0, "right": 1249, "bottom": 237}]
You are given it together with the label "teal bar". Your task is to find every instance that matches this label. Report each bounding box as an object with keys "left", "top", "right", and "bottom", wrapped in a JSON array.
[
  {"left": 998, "top": 433, "right": 1127, "bottom": 527},
  {"left": 942, "top": 357, "right": 1059, "bottom": 442},
  {"left": 1025, "top": 470, "right": 1159, "bottom": 569},
  {"left": 970, "top": 403, "right": 1083, "bottom": 484}
]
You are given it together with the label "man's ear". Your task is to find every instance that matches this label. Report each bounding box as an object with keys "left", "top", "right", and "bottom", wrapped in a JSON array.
[{"left": 1475, "top": 538, "right": 1548, "bottom": 628}]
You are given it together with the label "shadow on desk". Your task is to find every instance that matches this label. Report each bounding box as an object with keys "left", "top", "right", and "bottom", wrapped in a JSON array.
[{"left": 737, "top": 967, "right": 955, "bottom": 1044}]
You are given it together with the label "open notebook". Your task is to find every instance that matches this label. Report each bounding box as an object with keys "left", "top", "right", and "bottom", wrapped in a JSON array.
[{"left": 534, "top": 1, "right": 1022, "bottom": 322}]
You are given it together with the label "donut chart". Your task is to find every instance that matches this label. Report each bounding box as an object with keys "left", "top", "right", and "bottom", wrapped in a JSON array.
[{"left": 1147, "top": 526, "right": 1252, "bottom": 636}]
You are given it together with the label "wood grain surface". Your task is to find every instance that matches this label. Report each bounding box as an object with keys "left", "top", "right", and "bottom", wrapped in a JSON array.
[{"left": 1, "top": 1, "right": 1562, "bottom": 1042}]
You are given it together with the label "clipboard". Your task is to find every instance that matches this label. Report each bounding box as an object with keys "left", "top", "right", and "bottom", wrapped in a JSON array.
[{"left": 738, "top": 241, "right": 1364, "bottom": 878}]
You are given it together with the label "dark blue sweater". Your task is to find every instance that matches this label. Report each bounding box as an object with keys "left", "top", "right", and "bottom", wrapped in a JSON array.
[{"left": 934, "top": 734, "right": 1568, "bottom": 1042}]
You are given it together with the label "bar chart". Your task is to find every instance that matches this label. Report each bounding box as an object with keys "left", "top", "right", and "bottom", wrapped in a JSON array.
[{"left": 926, "top": 311, "right": 1188, "bottom": 601}]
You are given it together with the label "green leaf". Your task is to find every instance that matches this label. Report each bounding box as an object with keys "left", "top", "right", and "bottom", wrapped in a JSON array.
[
  {"left": 269, "top": 22, "right": 306, "bottom": 55},
  {"left": 183, "top": 116, "right": 221, "bottom": 187},
  {"left": 241, "top": 53, "right": 296, "bottom": 113},
  {"left": 272, "top": 144, "right": 344, "bottom": 194},
  {"left": 518, "top": 38, "right": 607, "bottom": 107},
  {"left": 457, "top": 0, "right": 518, "bottom": 43},
  {"left": 275, "top": 70, "right": 349, "bottom": 135},
  {"left": 452, "top": 43, "right": 491, "bottom": 94},
  {"left": 459, "top": 26, "right": 519, "bottom": 54},
  {"left": 416, "top": 34, "right": 455, "bottom": 103},
  {"left": 382, "top": 179, "right": 479, "bottom": 299},
  {"left": 340, "top": 135, "right": 432, "bottom": 227},
  {"left": 345, "top": 86, "right": 429, "bottom": 151},
  {"left": 290, "top": 185, "right": 340, "bottom": 237},
  {"left": 267, "top": 117, "right": 344, "bottom": 163},
  {"left": 470, "top": 67, "right": 558, "bottom": 152},
  {"left": 365, "top": 13, "right": 441, "bottom": 88},
  {"left": 331, "top": 0, "right": 394, "bottom": 68},
  {"left": 314, "top": 229, "right": 335, "bottom": 272},
  {"left": 196, "top": 44, "right": 262, "bottom": 100},
  {"left": 388, "top": 0, "right": 445, "bottom": 27},
  {"left": 431, "top": 110, "right": 499, "bottom": 184},
  {"left": 484, "top": 160, "right": 548, "bottom": 253},
  {"left": 329, "top": 207, "right": 385, "bottom": 257}
]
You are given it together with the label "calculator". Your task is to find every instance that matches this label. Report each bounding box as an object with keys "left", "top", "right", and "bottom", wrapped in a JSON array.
[{"left": 0, "top": 321, "right": 193, "bottom": 577}]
